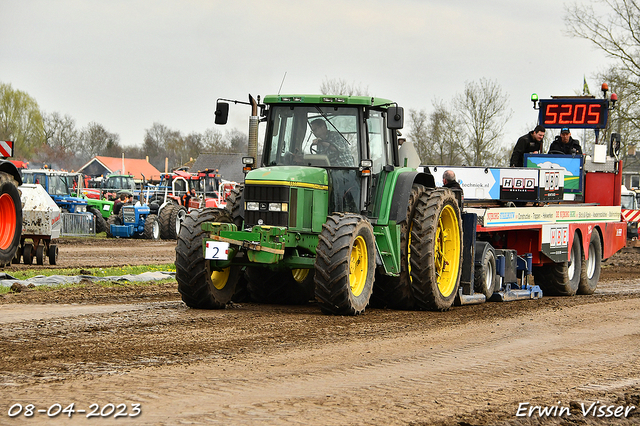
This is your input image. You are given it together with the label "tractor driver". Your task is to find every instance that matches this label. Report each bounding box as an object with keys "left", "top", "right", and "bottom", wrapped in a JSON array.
[
  {"left": 309, "top": 119, "right": 354, "bottom": 167},
  {"left": 548, "top": 128, "right": 583, "bottom": 155}
]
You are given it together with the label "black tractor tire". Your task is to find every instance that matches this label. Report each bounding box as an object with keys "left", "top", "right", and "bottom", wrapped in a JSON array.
[
  {"left": 533, "top": 232, "right": 582, "bottom": 297},
  {"left": 143, "top": 214, "right": 160, "bottom": 240},
  {"left": 474, "top": 243, "right": 497, "bottom": 299},
  {"left": 314, "top": 213, "right": 376, "bottom": 315},
  {"left": 369, "top": 183, "right": 429, "bottom": 310},
  {"left": 158, "top": 204, "right": 175, "bottom": 239},
  {"left": 225, "top": 183, "right": 244, "bottom": 229},
  {"left": 48, "top": 244, "right": 58, "bottom": 265},
  {"left": 106, "top": 215, "right": 121, "bottom": 238},
  {"left": 0, "top": 172, "right": 22, "bottom": 266},
  {"left": 88, "top": 207, "right": 108, "bottom": 234},
  {"left": 35, "top": 244, "right": 45, "bottom": 265},
  {"left": 169, "top": 205, "right": 187, "bottom": 239},
  {"left": 579, "top": 229, "right": 602, "bottom": 295},
  {"left": 246, "top": 266, "right": 315, "bottom": 305},
  {"left": 23, "top": 243, "right": 33, "bottom": 265},
  {"left": 231, "top": 268, "right": 252, "bottom": 303},
  {"left": 409, "top": 188, "right": 463, "bottom": 311},
  {"left": 176, "top": 208, "right": 240, "bottom": 309}
]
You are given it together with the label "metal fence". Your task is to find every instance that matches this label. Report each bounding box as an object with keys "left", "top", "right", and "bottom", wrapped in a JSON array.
[{"left": 61, "top": 213, "right": 96, "bottom": 236}]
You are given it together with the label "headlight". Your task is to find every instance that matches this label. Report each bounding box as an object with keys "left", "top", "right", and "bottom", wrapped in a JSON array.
[
  {"left": 268, "top": 202, "right": 288, "bottom": 212},
  {"left": 78, "top": 206, "right": 86, "bottom": 212},
  {"left": 246, "top": 202, "right": 259, "bottom": 211}
]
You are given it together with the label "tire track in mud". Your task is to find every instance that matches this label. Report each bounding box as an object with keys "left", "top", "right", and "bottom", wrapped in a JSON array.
[{"left": 4, "top": 298, "right": 639, "bottom": 425}]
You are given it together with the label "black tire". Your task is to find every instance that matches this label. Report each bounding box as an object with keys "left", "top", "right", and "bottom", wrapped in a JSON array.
[
  {"left": 158, "top": 204, "right": 175, "bottom": 239},
  {"left": 410, "top": 188, "right": 463, "bottom": 311},
  {"left": 48, "top": 244, "right": 58, "bottom": 265},
  {"left": 579, "top": 229, "right": 602, "bottom": 295},
  {"left": 370, "top": 183, "right": 429, "bottom": 310},
  {"left": 231, "top": 269, "right": 252, "bottom": 303},
  {"left": 533, "top": 232, "right": 581, "bottom": 296},
  {"left": 169, "top": 205, "right": 187, "bottom": 239},
  {"left": 225, "top": 184, "right": 244, "bottom": 229},
  {"left": 23, "top": 243, "right": 33, "bottom": 265},
  {"left": 176, "top": 209, "right": 240, "bottom": 309},
  {"left": 35, "top": 244, "right": 44, "bottom": 265},
  {"left": 474, "top": 243, "right": 497, "bottom": 299},
  {"left": 88, "top": 207, "right": 108, "bottom": 234},
  {"left": 0, "top": 173, "right": 22, "bottom": 266},
  {"left": 246, "top": 266, "right": 315, "bottom": 305},
  {"left": 314, "top": 213, "right": 375, "bottom": 315},
  {"left": 143, "top": 214, "right": 160, "bottom": 240},
  {"left": 106, "top": 215, "right": 121, "bottom": 238}
]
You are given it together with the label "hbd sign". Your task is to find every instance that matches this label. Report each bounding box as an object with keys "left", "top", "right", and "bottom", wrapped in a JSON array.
[{"left": 502, "top": 177, "right": 535, "bottom": 190}]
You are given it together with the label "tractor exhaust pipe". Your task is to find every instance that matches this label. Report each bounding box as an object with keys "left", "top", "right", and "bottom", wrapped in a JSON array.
[{"left": 247, "top": 94, "right": 259, "bottom": 170}]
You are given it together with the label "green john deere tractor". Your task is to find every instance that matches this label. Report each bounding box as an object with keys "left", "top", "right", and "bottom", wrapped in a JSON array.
[{"left": 175, "top": 94, "right": 463, "bottom": 315}]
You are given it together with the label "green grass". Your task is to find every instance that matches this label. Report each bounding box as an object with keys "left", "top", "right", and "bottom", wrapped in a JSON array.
[{"left": 1, "top": 263, "right": 176, "bottom": 294}]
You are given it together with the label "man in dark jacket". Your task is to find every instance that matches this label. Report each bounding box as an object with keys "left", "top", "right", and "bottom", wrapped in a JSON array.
[
  {"left": 442, "top": 169, "right": 462, "bottom": 191},
  {"left": 548, "top": 128, "right": 583, "bottom": 155},
  {"left": 510, "top": 125, "right": 545, "bottom": 167}
]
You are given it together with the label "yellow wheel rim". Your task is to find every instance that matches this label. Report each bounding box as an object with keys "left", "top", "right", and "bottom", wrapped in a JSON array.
[
  {"left": 349, "top": 235, "right": 368, "bottom": 297},
  {"left": 407, "top": 222, "right": 412, "bottom": 279},
  {"left": 435, "top": 204, "right": 461, "bottom": 297},
  {"left": 292, "top": 268, "right": 309, "bottom": 283},
  {"left": 210, "top": 267, "right": 230, "bottom": 290}
]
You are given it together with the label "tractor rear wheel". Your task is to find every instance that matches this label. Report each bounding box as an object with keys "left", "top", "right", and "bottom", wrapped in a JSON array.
[
  {"left": 176, "top": 208, "right": 240, "bottom": 309},
  {"left": 409, "top": 188, "right": 463, "bottom": 311},
  {"left": 0, "top": 173, "right": 22, "bottom": 266},
  {"left": 88, "top": 207, "right": 108, "bottom": 234},
  {"left": 370, "top": 183, "right": 429, "bottom": 309},
  {"left": 533, "top": 232, "right": 581, "bottom": 296},
  {"left": 579, "top": 229, "right": 602, "bottom": 295},
  {"left": 143, "top": 214, "right": 160, "bottom": 240},
  {"left": 246, "top": 266, "right": 315, "bottom": 305},
  {"left": 158, "top": 204, "right": 175, "bottom": 239},
  {"left": 314, "top": 213, "right": 375, "bottom": 315}
]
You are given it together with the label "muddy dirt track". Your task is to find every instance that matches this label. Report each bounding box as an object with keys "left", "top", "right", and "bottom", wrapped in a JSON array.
[{"left": 1, "top": 238, "right": 640, "bottom": 425}]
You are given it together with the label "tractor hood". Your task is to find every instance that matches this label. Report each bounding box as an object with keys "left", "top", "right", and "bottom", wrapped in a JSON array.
[{"left": 245, "top": 166, "right": 328, "bottom": 190}]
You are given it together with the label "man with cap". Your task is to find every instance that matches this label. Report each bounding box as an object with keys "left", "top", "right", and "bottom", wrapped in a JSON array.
[{"left": 548, "top": 128, "right": 583, "bottom": 155}]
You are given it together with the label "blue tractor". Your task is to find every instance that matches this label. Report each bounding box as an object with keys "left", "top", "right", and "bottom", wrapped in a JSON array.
[{"left": 107, "top": 203, "right": 160, "bottom": 240}]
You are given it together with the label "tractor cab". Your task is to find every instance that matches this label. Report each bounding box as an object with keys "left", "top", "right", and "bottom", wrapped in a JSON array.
[{"left": 241, "top": 95, "right": 405, "bottom": 226}]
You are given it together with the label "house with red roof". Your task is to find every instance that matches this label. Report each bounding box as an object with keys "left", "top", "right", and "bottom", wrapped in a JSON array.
[{"left": 77, "top": 156, "right": 162, "bottom": 182}]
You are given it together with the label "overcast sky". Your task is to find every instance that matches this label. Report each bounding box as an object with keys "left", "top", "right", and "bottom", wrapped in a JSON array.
[{"left": 2, "top": 0, "right": 613, "bottom": 154}]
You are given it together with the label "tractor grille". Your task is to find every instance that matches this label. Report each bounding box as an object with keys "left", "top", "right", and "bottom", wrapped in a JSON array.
[
  {"left": 244, "top": 184, "right": 289, "bottom": 228},
  {"left": 122, "top": 206, "right": 136, "bottom": 224}
]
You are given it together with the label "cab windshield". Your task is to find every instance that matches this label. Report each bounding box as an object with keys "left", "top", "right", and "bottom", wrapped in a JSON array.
[{"left": 265, "top": 105, "right": 359, "bottom": 168}]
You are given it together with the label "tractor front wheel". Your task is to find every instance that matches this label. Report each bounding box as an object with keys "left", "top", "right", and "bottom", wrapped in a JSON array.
[
  {"left": 176, "top": 209, "right": 240, "bottom": 309},
  {"left": 314, "top": 213, "right": 375, "bottom": 315},
  {"left": 143, "top": 214, "right": 160, "bottom": 240},
  {"left": 88, "top": 207, "right": 107, "bottom": 234}
]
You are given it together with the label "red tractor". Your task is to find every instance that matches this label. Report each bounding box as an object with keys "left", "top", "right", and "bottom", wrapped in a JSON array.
[{"left": 0, "top": 141, "right": 23, "bottom": 266}]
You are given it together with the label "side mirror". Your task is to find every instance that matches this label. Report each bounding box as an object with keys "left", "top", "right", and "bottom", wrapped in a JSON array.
[
  {"left": 214, "top": 102, "right": 229, "bottom": 125},
  {"left": 387, "top": 106, "right": 404, "bottom": 130}
]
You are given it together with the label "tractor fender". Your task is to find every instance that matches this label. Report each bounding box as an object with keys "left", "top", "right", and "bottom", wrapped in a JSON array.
[
  {"left": 0, "top": 160, "right": 22, "bottom": 185},
  {"left": 388, "top": 170, "right": 435, "bottom": 223}
]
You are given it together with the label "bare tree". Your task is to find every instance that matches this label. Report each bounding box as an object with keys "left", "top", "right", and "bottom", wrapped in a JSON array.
[
  {"left": 320, "top": 77, "right": 370, "bottom": 96},
  {"left": 424, "top": 101, "right": 465, "bottom": 165},
  {"left": 42, "top": 112, "right": 80, "bottom": 168},
  {"left": 453, "top": 78, "right": 512, "bottom": 166}
]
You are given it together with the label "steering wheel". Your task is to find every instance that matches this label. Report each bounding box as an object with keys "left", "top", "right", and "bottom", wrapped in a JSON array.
[
  {"left": 310, "top": 143, "right": 318, "bottom": 154},
  {"left": 549, "top": 150, "right": 565, "bottom": 155}
]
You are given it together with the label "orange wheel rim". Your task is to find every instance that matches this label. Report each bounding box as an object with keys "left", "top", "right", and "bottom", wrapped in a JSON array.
[{"left": 0, "top": 193, "right": 16, "bottom": 250}]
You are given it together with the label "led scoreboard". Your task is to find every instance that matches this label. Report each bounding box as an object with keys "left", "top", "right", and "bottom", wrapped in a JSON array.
[{"left": 538, "top": 98, "right": 609, "bottom": 129}]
